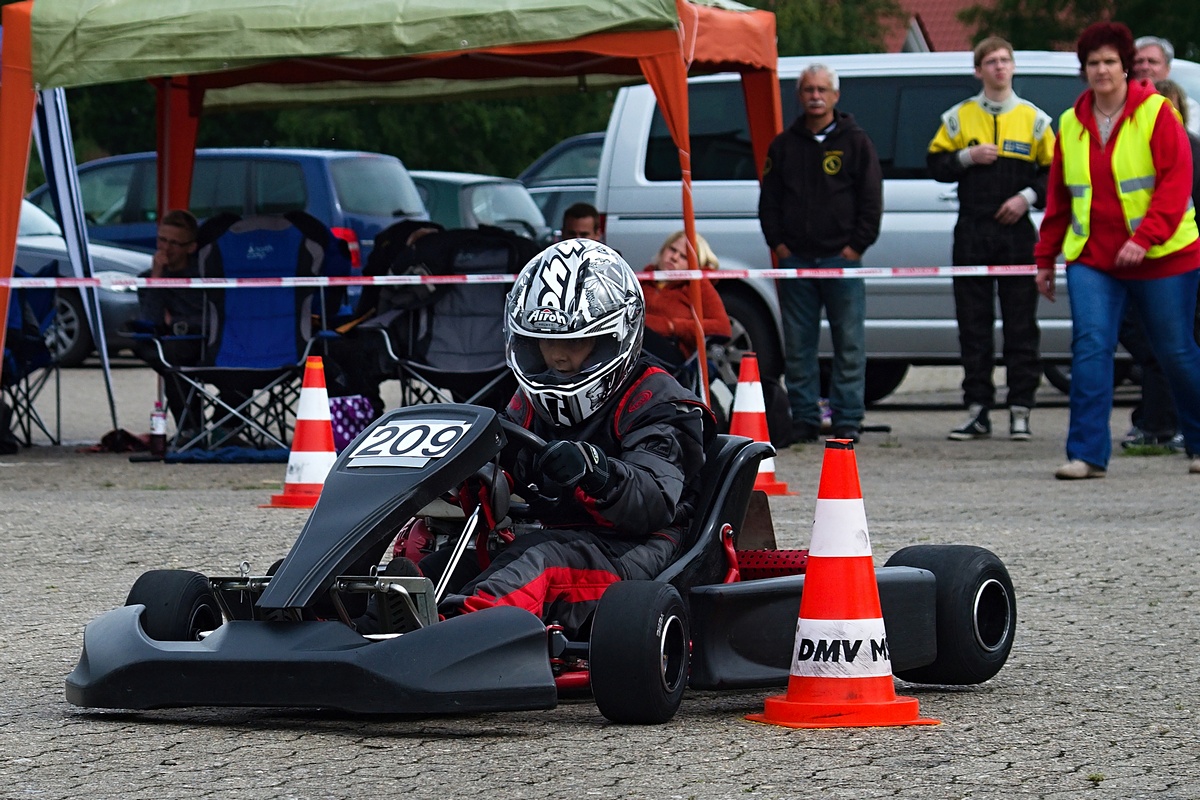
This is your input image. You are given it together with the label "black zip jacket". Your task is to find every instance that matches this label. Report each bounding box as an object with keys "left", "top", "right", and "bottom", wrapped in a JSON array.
[{"left": 758, "top": 110, "right": 883, "bottom": 259}]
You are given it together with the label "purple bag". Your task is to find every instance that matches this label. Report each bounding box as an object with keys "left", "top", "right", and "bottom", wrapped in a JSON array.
[{"left": 328, "top": 394, "right": 375, "bottom": 452}]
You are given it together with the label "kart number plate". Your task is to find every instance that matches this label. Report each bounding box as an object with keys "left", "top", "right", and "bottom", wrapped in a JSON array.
[{"left": 346, "top": 421, "right": 472, "bottom": 468}]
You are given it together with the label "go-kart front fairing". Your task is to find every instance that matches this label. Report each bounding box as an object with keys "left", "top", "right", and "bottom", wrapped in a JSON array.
[{"left": 66, "top": 404, "right": 559, "bottom": 714}]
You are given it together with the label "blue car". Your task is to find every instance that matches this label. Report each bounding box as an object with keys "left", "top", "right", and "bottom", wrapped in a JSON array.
[{"left": 27, "top": 148, "right": 429, "bottom": 271}]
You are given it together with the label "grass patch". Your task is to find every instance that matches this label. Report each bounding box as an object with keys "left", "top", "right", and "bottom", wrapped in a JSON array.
[{"left": 1119, "top": 444, "right": 1174, "bottom": 457}]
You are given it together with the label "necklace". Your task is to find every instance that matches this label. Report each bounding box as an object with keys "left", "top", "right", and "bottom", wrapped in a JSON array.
[{"left": 1094, "top": 98, "right": 1125, "bottom": 121}]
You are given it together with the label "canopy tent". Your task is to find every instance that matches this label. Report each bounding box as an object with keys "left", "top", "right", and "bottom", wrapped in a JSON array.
[{"left": 2, "top": 0, "right": 781, "bottom": 394}]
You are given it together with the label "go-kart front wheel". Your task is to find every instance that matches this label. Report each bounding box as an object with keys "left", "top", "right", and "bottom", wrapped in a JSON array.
[
  {"left": 884, "top": 545, "right": 1016, "bottom": 685},
  {"left": 589, "top": 580, "right": 690, "bottom": 724},
  {"left": 125, "top": 569, "right": 222, "bottom": 641}
]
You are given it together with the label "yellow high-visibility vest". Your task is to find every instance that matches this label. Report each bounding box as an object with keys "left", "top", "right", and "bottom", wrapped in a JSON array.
[{"left": 1058, "top": 94, "right": 1197, "bottom": 260}]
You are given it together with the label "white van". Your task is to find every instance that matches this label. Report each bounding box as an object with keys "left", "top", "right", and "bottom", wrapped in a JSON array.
[{"left": 597, "top": 51, "right": 1200, "bottom": 401}]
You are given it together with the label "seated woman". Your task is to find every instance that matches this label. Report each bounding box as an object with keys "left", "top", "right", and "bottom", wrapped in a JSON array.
[{"left": 640, "top": 231, "right": 731, "bottom": 370}]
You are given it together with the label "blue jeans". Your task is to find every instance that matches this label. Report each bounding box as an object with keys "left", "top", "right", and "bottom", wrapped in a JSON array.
[
  {"left": 777, "top": 255, "right": 866, "bottom": 428},
  {"left": 1066, "top": 264, "right": 1200, "bottom": 466}
]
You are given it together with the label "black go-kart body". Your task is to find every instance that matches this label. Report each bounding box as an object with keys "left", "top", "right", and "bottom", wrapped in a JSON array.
[{"left": 66, "top": 404, "right": 1016, "bottom": 723}]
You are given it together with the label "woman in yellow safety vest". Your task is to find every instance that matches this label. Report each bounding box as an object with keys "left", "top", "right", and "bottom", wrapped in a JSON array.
[{"left": 1034, "top": 21, "right": 1200, "bottom": 480}]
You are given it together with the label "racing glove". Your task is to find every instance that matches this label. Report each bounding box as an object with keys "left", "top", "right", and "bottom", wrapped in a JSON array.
[{"left": 536, "top": 440, "right": 612, "bottom": 495}]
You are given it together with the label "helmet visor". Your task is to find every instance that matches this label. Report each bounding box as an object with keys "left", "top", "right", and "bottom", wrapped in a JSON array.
[{"left": 509, "top": 332, "right": 622, "bottom": 389}]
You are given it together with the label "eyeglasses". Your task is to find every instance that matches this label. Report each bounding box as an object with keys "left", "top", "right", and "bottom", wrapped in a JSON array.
[{"left": 156, "top": 235, "right": 195, "bottom": 248}]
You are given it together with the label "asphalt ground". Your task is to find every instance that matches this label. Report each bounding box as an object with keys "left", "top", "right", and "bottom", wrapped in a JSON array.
[{"left": 0, "top": 362, "right": 1197, "bottom": 799}]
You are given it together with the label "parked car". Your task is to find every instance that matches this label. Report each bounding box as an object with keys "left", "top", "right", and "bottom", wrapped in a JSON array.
[
  {"left": 26, "top": 148, "right": 429, "bottom": 271},
  {"left": 410, "top": 170, "right": 553, "bottom": 245},
  {"left": 517, "top": 131, "right": 602, "bottom": 232},
  {"left": 14, "top": 199, "right": 147, "bottom": 367},
  {"left": 596, "top": 51, "right": 1200, "bottom": 401}
]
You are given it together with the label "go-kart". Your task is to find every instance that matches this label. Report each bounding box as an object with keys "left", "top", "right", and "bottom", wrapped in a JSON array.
[{"left": 66, "top": 403, "right": 1017, "bottom": 724}]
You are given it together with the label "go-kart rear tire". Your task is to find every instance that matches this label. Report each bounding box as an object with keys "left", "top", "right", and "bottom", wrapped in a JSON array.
[
  {"left": 589, "top": 580, "right": 689, "bottom": 724},
  {"left": 884, "top": 545, "right": 1016, "bottom": 685},
  {"left": 125, "top": 569, "right": 222, "bottom": 641}
]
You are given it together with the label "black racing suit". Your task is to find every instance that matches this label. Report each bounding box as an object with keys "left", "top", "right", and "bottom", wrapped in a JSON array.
[
  {"left": 447, "top": 359, "right": 714, "bottom": 633},
  {"left": 927, "top": 91, "right": 1055, "bottom": 410}
]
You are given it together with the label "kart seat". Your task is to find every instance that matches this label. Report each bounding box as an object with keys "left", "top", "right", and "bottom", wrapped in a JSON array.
[{"left": 655, "top": 433, "right": 773, "bottom": 593}]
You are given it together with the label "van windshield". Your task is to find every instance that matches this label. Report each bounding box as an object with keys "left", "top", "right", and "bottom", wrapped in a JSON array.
[{"left": 331, "top": 157, "right": 425, "bottom": 217}]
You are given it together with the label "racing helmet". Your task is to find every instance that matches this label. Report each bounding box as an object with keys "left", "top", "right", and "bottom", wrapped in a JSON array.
[{"left": 505, "top": 239, "right": 644, "bottom": 427}]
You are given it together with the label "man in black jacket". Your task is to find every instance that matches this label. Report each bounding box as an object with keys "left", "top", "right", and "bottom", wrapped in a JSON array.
[{"left": 759, "top": 64, "right": 883, "bottom": 444}]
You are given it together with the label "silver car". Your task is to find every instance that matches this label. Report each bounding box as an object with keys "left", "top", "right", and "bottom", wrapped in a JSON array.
[{"left": 15, "top": 200, "right": 147, "bottom": 366}]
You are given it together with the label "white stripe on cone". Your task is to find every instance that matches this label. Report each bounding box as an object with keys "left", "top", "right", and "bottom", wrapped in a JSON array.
[
  {"left": 732, "top": 380, "right": 766, "bottom": 413},
  {"left": 809, "top": 498, "right": 873, "bottom": 557},
  {"left": 284, "top": 451, "right": 337, "bottom": 485}
]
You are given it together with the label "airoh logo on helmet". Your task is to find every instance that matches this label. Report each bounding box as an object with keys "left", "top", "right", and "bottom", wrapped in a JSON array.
[{"left": 526, "top": 306, "right": 569, "bottom": 331}]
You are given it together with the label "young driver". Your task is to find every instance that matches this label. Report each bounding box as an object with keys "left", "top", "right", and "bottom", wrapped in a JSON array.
[{"left": 431, "top": 239, "right": 715, "bottom": 634}]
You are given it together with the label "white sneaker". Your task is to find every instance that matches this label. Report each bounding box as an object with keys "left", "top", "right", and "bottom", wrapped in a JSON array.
[
  {"left": 1009, "top": 406, "right": 1031, "bottom": 441},
  {"left": 1055, "top": 459, "right": 1106, "bottom": 480}
]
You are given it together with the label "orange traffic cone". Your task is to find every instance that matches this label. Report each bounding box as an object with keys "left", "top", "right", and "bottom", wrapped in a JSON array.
[
  {"left": 747, "top": 439, "right": 939, "bottom": 728},
  {"left": 728, "top": 353, "right": 791, "bottom": 495},
  {"left": 264, "top": 356, "right": 338, "bottom": 509}
]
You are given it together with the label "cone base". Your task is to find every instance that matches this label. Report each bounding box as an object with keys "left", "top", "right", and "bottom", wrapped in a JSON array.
[
  {"left": 262, "top": 484, "right": 322, "bottom": 509},
  {"left": 747, "top": 692, "right": 940, "bottom": 729}
]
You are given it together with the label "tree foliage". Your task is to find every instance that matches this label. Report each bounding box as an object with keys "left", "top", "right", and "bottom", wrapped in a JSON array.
[
  {"left": 959, "top": 0, "right": 1200, "bottom": 58},
  {"left": 744, "top": 0, "right": 904, "bottom": 55}
]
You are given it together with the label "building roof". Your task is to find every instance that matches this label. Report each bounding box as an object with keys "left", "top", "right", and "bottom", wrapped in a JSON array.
[{"left": 886, "top": 0, "right": 978, "bottom": 52}]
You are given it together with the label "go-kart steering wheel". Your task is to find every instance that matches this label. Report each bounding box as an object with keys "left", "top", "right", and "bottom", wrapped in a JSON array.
[
  {"left": 496, "top": 416, "right": 561, "bottom": 505},
  {"left": 498, "top": 416, "right": 546, "bottom": 454}
]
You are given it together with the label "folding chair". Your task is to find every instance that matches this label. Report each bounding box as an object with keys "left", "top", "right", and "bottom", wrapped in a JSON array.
[
  {"left": 398, "top": 228, "right": 541, "bottom": 410},
  {"left": 2, "top": 263, "right": 62, "bottom": 447},
  {"left": 150, "top": 213, "right": 350, "bottom": 451},
  {"left": 371, "top": 226, "right": 537, "bottom": 412}
]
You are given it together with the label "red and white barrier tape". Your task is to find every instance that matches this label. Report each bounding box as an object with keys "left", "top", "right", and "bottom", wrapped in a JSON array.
[{"left": 1, "top": 264, "right": 1049, "bottom": 289}]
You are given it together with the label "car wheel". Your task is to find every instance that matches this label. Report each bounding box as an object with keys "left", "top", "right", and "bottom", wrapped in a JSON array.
[
  {"left": 884, "top": 545, "right": 1016, "bottom": 685},
  {"left": 589, "top": 580, "right": 690, "bottom": 724},
  {"left": 719, "top": 291, "right": 782, "bottom": 380},
  {"left": 864, "top": 361, "right": 909, "bottom": 405},
  {"left": 49, "top": 290, "right": 94, "bottom": 367},
  {"left": 125, "top": 569, "right": 222, "bottom": 641}
]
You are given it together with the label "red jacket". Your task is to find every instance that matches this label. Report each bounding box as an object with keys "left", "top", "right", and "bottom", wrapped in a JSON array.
[
  {"left": 641, "top": 271, "right": 731, "bottom": 357},
  {"left": 1035, "top": 78, "right": 1199, "bottom": 279}
]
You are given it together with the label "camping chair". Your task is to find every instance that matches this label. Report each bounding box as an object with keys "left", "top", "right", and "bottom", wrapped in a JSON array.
[
  {"left": 2, "top": 263, "right": 62, "bottom": 447},
  {"left": 149, "top": 213, "right": 350, "bottom": 451},
  {"left": 372, "top": 226, "right": 537, "bottom": 412}
]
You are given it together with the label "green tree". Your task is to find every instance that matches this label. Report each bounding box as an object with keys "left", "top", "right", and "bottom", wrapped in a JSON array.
[
  {"left": 744, "top": 0, "right": 904, "bottom": 55},
  {"left": 959, "top": 0, "right": 1199, "bottom": 57},
  {"left": 54, "top": 84, "right": 612, "bottom": 180}
]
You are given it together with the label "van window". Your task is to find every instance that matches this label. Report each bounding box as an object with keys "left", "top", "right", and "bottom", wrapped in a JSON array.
[
  {"left": 254, "top": 160, "right": 307, "bottom": 215},
  {"left": 330, "top": 157, "right": 425, "bottom": 217},
  {"left": 1013, "top": 74, "right": 1086, "bottom": 123},
  {"left": 839, "top": 76, "right": 980, "bottom": 179},
  {"left": 645, "top": 72, "right": 1086, "bottom": 183},
  {"left": 646, "top": 82, "right": 758, "bottom": 182}
]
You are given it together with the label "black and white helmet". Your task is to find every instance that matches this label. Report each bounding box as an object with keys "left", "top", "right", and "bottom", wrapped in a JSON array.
[{"left": 505, "top": 239, "right": 644, "bottom": 427}]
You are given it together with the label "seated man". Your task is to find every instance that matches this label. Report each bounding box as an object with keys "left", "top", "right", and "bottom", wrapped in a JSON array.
[
  {"left": 367, "top": 239, "right": 714, "bottom": 635},
  {"left": 128, "top": 209, "right": 205, "bottom": 439}
]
